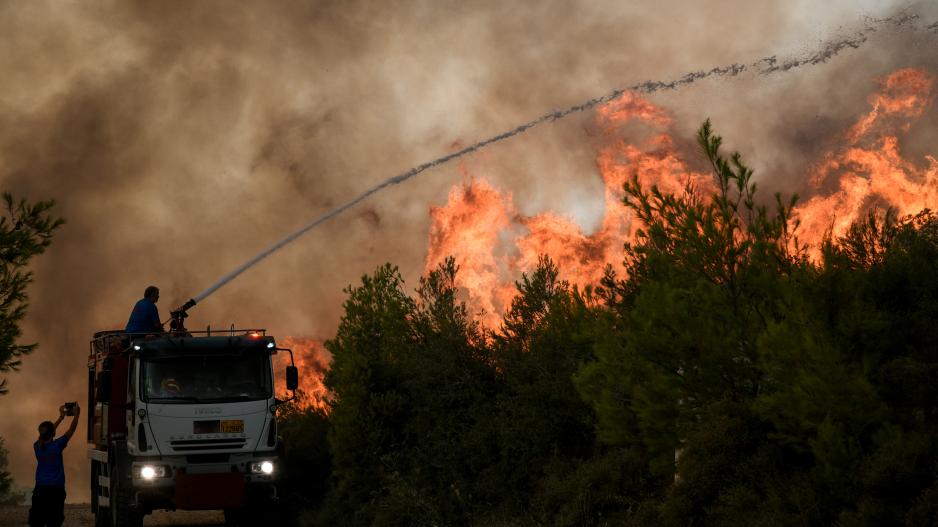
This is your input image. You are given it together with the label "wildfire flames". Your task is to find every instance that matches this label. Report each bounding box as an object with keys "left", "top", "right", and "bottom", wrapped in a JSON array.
[
  {"left": 274, "top": 336, "right": 331, "bottom": 410},
  {"left": 426, "top": 67, "right": 936, "bottom": 321},
  {"left": 797, "top": 68, "right": 937, "bottom": 246},
  {"left": 425, "top": 95, "right": 716, "bottom": 327},
  {"left": 286, "top": 68, "right": 935, "bottom": 411}
]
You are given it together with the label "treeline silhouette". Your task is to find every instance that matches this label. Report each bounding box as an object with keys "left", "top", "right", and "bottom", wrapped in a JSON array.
[{"left": 277, "top": 122, "right": 938, "bottom": 526}]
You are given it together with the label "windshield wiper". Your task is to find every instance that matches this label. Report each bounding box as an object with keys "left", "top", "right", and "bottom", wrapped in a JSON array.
[
  {"left": 147, "top": 396, "right": 201, "bottom": 403},
  {"left": 198, "top": 395, "right": 264, "bottom": 403}
]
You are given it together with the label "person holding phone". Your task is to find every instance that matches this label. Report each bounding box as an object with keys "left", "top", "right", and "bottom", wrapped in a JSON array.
[{"left": 29, "top": 403, "right": 80, "bottom": 527}]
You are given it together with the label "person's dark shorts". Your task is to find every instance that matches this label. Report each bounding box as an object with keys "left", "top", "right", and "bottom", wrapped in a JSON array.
[{"left": 28, "top": 485, "right": 66, "bottom": 527}]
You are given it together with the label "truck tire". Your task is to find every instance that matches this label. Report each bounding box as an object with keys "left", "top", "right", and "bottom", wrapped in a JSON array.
[
  {"left": 94, "top": 502, "right": 110, "bottom": 527},
  {"left": 109, "top": 445, "right": 143, "bottom": 527},
  {"left": 109, "top": 464, "right": 142, "bottom": 527}
]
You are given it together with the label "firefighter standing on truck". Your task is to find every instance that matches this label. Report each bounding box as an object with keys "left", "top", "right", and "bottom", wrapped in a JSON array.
[
  {"left": 29, "top": 403, "right": 80, "bottom": 527},
  {"left": 125, "top": 285, "right": 162, "bottom": 333}
]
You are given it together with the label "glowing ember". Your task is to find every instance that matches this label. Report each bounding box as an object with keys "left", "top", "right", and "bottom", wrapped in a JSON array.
[{"left": 274, "top": 336, "right": 331, "bottom": 410}]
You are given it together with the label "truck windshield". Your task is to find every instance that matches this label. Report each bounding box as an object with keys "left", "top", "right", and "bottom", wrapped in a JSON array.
[{"left": 140, "top": 353, "right": 272, "bottom": 403}]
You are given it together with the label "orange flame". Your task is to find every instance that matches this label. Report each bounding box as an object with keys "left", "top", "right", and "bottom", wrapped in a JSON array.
[
  {"left": 795, "top": 68, "right": 936, "bottom": 251},
  {"left": 425, "top": 171, "right": 516, "bottom": 326},
  {"left": 845, "top": 68, "right": 935, "bottom": 142},
  {"left": 274, "top": 336, "right": 331, "bottom": 411},
  {"left": 425, "top": 93, "right": 709, "bottom": 323},
  {"left": 426, "top": 69, "right": 936, "bottom": 322}
]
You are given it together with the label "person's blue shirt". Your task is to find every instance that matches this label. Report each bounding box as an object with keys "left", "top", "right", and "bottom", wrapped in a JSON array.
[
  {"left": 34, "top": 436, "right": 68, "bottom": 487},
  {"left": 125, "top": 298, "right": 161, "bottom": 333}
]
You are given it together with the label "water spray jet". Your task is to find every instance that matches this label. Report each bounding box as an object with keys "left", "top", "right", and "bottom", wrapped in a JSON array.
[{"left": 176, "top": 12, "right": 933, "bottom": 316}]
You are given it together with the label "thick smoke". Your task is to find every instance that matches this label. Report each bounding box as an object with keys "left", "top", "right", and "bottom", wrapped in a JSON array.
[
  {"left": 0, "top": 0, "right": 934, "bottom": 501},
  {"left": 192, "top": 9, "right": 937, "bottom": 307}
]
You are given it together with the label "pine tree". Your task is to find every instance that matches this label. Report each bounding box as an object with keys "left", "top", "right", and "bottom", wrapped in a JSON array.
[
  {"left": 0, "top": 192, "right": 64, "bottom": 394},
  {"left": 0, "top": 437, "right": 24, "bottom": 505}
]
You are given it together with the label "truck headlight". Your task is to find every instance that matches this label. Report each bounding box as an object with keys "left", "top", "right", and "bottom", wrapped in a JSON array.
[
  {"left": 249, "top": 460, "right": 275, "bottom": 475},
  {"left": 135, "top": 465, "right": 167, "bottom": 479}
]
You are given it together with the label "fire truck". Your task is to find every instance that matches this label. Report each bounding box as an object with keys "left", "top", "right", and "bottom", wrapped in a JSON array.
[{"left": 86, "top": 304, "right": 299, "bottom": 527}]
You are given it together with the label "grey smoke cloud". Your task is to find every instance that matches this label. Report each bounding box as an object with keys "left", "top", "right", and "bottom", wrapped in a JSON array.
[
  {"left": 190, "top": 9, "right": 933, "bottom": 309},
  {"left": 0, "top": 0, "right": 934, "bottom": 502}
]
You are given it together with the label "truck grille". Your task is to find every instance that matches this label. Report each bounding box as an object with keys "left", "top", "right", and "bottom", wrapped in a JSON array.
[
  {"left": 187, "top": 453, "right": 230, "bottom": 464},
  {"left": 170, "top": 438, "right": 247, "bottom": 451}
]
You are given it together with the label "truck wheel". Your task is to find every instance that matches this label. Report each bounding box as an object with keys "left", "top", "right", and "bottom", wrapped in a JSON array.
[
  {"left": 110, "top": 460, "right": 143, "bottom": 527},
  {"left": 94, "top": 504, "right": 110, "bottom": 527}
]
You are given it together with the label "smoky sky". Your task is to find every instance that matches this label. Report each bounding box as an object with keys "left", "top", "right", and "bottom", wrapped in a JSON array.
[{"left": 0, "top": 0, "right": 935, "bottom": 501}]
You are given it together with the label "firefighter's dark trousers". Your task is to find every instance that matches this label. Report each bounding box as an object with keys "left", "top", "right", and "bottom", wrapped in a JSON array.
[{"left": 28, "top": 485, "right": 66, "bottom": 527}]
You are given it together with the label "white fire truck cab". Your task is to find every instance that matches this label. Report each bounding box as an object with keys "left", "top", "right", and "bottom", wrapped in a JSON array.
[{"left": 86, "top": 329, "right": 298, "bottom": 527}]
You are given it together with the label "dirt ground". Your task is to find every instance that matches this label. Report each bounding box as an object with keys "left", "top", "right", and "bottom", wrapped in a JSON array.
[{"left": 0, "top": 504, "right": 224, "bottom": 526}]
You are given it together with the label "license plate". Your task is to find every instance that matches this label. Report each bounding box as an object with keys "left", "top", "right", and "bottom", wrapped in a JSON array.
[{"left": 220, "top": 420, "right": 244, "bottom": 433}]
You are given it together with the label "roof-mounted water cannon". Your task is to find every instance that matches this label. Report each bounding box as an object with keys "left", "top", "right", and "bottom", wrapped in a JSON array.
[{"left": 169, "top": 298, "right": 197, "bottom": 333}]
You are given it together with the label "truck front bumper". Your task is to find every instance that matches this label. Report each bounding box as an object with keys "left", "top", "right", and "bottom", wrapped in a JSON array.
[{"left": 131, "top": 455, "right": 278, "bottom": 511}]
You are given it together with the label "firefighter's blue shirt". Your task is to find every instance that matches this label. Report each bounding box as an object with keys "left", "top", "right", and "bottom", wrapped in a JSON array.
[
  {"left": 125, "top": 298, "right": 161, "bottom": 333},
  {"left": 34, "top": 436, "right": 68, "bottom": 487}
]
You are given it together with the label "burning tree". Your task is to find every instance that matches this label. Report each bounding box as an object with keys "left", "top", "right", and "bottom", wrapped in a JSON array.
[
  {"left": 306, "top": 118, "right": 938, "bottom": 526},
  {"left": 281, "top": 66, "right": 938, "bottom": 527},
  {"left": 575, "top": 122, "right": 938, "bottom": 525}
]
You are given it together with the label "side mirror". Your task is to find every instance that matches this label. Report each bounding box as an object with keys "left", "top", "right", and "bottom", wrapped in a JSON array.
[
  {"left": 286, "top": 366, "right": 299, "bottom": 391},
  {"left": 96, "top": 371, "right": 112, "bottom": 403}
]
